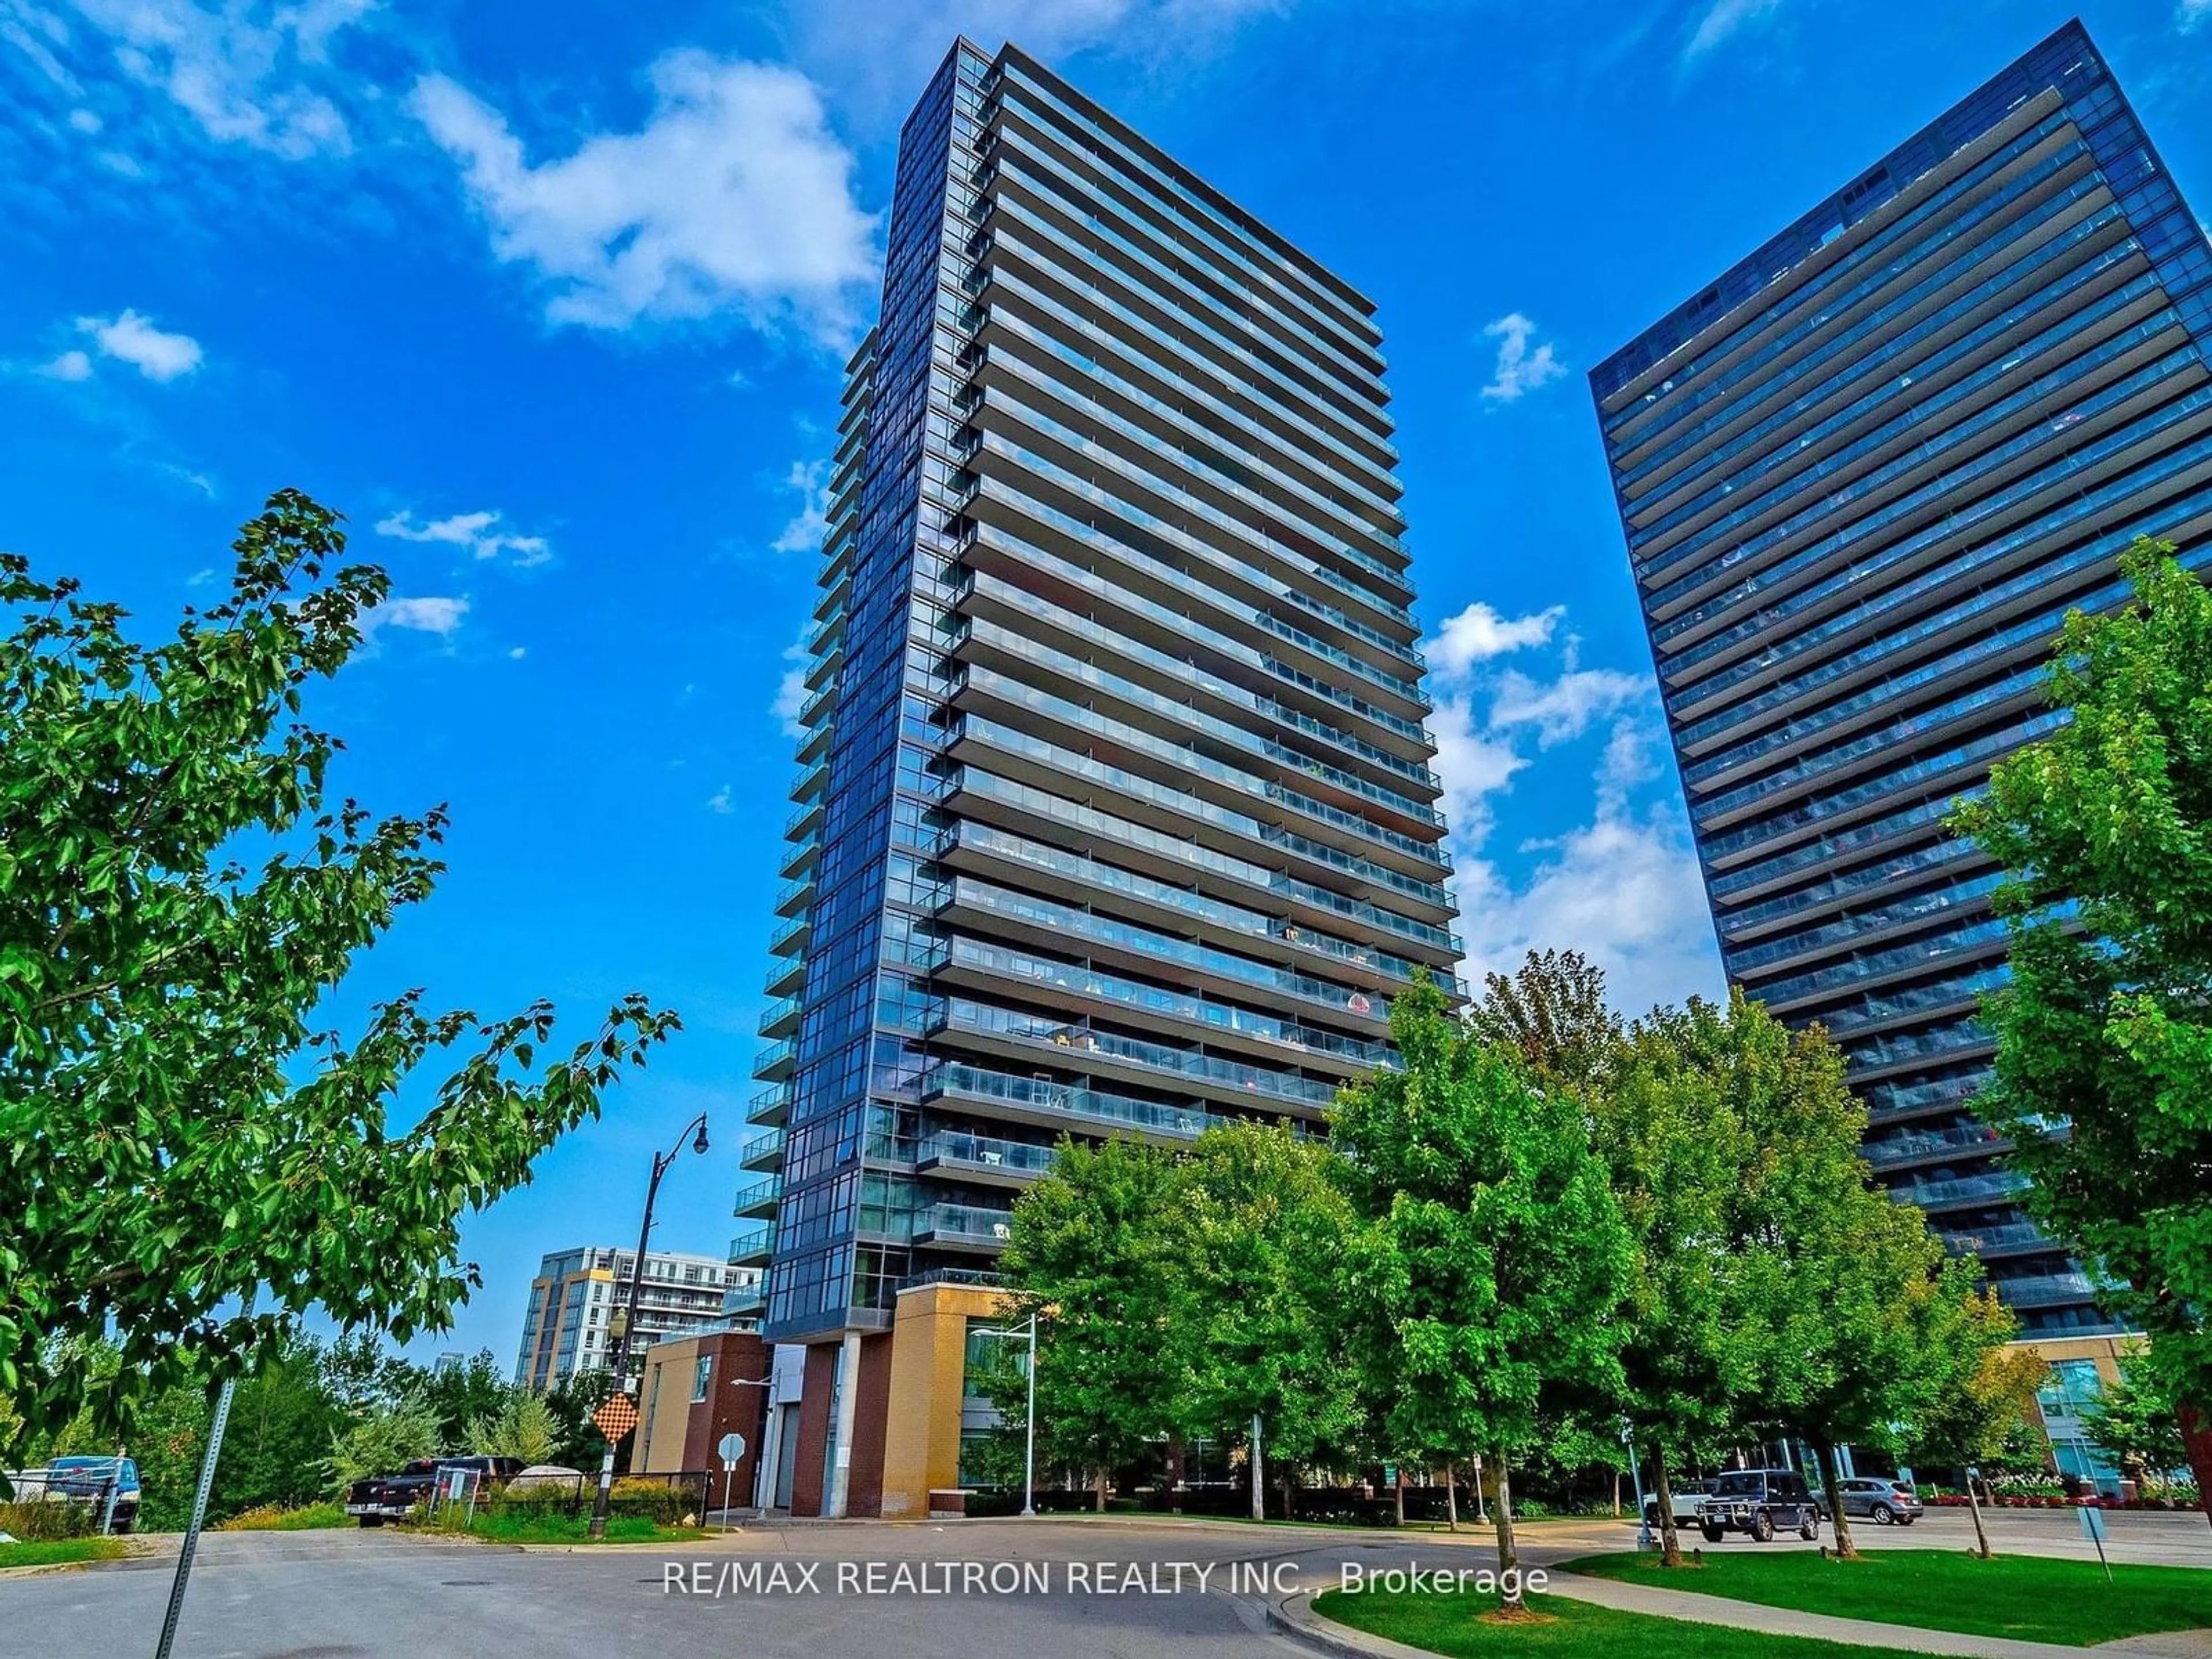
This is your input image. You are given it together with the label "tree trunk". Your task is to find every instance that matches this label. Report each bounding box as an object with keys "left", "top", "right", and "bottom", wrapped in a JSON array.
[
  {"left": 1393, "top": 1464, "right": 1406, "bottom": 1527},
  {"left": 1650, "top": 1442, "right": 1684, "bottom": 1568},
  {"left": 1963, "top": 1478, "right": 1994, "bottom": 1560},
  {"left": 1249, "top": 1415, "right": 1265, "bottom": 1523},
  {"left": 1810, "top": 1437, "right": 1857, "bottom": 1560},
  {"left": 2179, "top": 1403, "right": 2212, "bottom": 1534},
  {"left": 1166, "top": 1430, "right": 1186, "bottom": 1514},
  {"left": 1093, "top": 1466, "right": 1108, "bottom": 1512},
  {"left": 1611, "top": 1468, "right": 1621, "bottom": 1518},
  {"left": 1445, "top": 1461, "right": 1459, "bottom": 1531},
  {"left": 1494, "top": 1455, "right": 1524, "bottom": 1612}
]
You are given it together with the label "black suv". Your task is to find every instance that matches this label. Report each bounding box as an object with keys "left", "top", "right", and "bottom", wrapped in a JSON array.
[{"left": 1697, "top": 1468, "right": 1823, "bottom": 1543}]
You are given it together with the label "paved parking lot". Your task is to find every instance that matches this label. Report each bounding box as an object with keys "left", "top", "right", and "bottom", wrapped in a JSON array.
[{"left": 1, "top": 1507, "right": 2202, "bottom": 1659}]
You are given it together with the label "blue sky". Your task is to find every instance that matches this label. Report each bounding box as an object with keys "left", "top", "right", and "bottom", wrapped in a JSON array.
[{"left": 6, "top": 0, "right": 2207, "bottom": 1365}]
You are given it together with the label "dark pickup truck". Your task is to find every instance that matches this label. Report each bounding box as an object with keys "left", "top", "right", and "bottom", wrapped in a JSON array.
[{"left": 344, "top": 1456, "right": 521, "bottom": 1525}]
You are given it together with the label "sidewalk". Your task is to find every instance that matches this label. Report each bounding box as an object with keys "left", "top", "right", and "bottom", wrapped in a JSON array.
[{"left": 1267, "top": 1570, "right": 2212, "bottom": 1659}]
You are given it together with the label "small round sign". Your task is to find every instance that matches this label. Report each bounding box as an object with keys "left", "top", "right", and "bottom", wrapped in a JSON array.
[{"left": 717, "top": 1431, "right": 747, "bottom": 1465}]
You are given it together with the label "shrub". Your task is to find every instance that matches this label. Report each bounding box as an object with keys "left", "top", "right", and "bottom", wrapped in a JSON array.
[
  {"left": 217, "top": 1502, "right": 350, "bottom": 1531},
  {"left": 0, "top": 1499, "right": 93, "bottom": 1541}
]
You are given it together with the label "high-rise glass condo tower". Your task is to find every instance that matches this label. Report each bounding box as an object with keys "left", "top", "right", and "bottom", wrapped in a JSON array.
[
  {"left": 734, "top": 39, "right": 1456, "bottom": 1516},
  {"left": 1591, "top": 21, "right": 2212, "bottom": 1338}
]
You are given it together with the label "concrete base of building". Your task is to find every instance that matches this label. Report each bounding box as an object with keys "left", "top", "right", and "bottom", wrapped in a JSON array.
[{"left": 777, "top": 1279, "right": 1010, "bottom": 1520}]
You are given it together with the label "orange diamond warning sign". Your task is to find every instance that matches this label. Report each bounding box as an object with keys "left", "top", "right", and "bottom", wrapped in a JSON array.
[{"left": 593, "top": 1394, "right": 640, "bottom": 1441}]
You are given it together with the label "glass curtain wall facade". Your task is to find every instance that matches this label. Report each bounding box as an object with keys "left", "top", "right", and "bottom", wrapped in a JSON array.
[
  {"left": 738, "top": 39, "right": 1456, "bottom": 1353},
  {"left": 1590, "top": 20, "right": 2212, "bottom": 1335}
]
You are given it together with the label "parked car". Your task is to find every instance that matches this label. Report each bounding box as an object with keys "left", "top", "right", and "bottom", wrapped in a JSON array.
[
  {"left": 1698, "top": 1468, "right": 1823, "bottom": 1543},
  {"left": 23, "top": 1456, "right": 140, "bottom": 1533},
  {"left": 1834, "top": 1475, "right": 1923, "bottom": 1525},
  {"left": 1645, "top": 1478, "right": 1718, "bottom": 1527},
  {"left": 344, "top": 1456, "right": 521, "bottom": 1526}
]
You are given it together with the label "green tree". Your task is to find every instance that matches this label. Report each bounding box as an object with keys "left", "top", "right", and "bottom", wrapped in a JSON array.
[
  {"left": 1332, "top": 976, "right": 1631, "bottom": 1611},
  {"left": 997, "top": 1136, "right": 1201, "bottom": 1508},
  {"left": 544, "top": 1369, "right": 614, "bottom": 1470},
  {"left": 1904, "top": 1306, "right": 2043, "bottom": 1559},
  {"left": 423, "top": 1350, "right": 512, "bottom": 1449},
  {"left": 2079, "top": 1350, "right": 2191, "bottom": 1490},
  {"left": 1949, "top": 538, "right": 2212, "bottom": 1526},
  {"left": 1180, "top": 1122, "right": 1358, "bottom": 1515},
  {"left": 324, "top": 1397, "right": 443, "bottom": 1494},
  {"left": 1465, "top": 948, "right": 1620, "bottom": 1095},
  {"left": 0, "top": 491, "right": 680, "bottom": 1457},
  {"left": 466, "top": 1391, "right": 558, "bottom": 1467},
  {"left": 1591, "top": 996, "right": 1777, "bottom": 1565}
]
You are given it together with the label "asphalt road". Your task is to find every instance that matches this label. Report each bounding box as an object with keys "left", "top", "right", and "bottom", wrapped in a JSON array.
[{"left": 2, "top": 1508, "right": 2204, "bottom": 1659}]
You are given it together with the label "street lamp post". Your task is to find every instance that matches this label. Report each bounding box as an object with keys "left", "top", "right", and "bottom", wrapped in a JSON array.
[
  {"left": 586, "top": 1113, "right": 710, "bottom": 1542},
  {"left": 971, "top": 1312, "right": 1037, "bottom": 1517}
]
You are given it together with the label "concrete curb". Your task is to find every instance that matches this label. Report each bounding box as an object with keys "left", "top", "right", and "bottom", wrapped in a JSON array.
[{"left": 1263, "top": 1589, "right": 1441, "bottom": 1659}]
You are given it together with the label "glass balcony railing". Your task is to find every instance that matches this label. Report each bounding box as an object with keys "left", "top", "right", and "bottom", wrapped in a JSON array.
[
  {"left": 752, "top": 1039, "right": 796, "bottom": 1080},
  {"left": 1635, "top": 282, "right": 2169, "bottom": 563},
  {"left": 1611, "top": 112, "right": 2080, "bottom": 460},
  {"left": 948, "top": 717, "right": 1453, "bottom": 903},
  {"left": 738, "top": 1129, "right": 786, "bottom": 1171},
  {"left": 916, "top": 1202, "right": 1017, "bottom": 1244},
  {"left": 1889, "top": 1169, "right": 2028, "bottom": 1209},
  {"left": 729, "top": 1222, "right": 777, "bottom": 1264},
  {"left": 1756, "top": 923, "right": 2010, "bottom": 1008},
  {"left": 1721, "top": 837, "right": 1984, "bottom": 937},
  {"left": 930, "top": 998, "right": 1346, "bottom": 1109},
  {"left": 918, "top": 1131, "right": 1058, "bottom": 1177},
  {"left": 945, "top": 933, "right": 1389, "bottom": 1067},
  {"left": 1618, "top": 158, "right": 2112, "bottom": 496},
  {"left": 978, "top": 284, "right": 1408, "bottom": 569},
  {"left": 1943, "top": 1220, "right": 2053, "bottom": 1255},
  {"left": 1843, "top": 1014, "right": 1991, "bottom": 1073},
  {"left": 959, "top": 568, "right": 1438, "bottom": 791},
  {"left": 1993, "top": 1271, "right": 2103, "bottom": 1308},
  {"left": 1729, "top": 871, "right": 2006, "bottom": 975},
  {"left": 1862, "top": 1120, "right": 2007, "bottom": 1168},
  {"left": 1671, "top": 423, "right": 2212, "bottom": 708},
  {"left": 955, "top": 624, "right": 1442, "bottom": 827},
  {"left": 732, "top": 1178, "right": 781, "bottom": 1218},
  {"left": 948, "top": 764, "right": 1460, "bottom": 953},
  {"left": 923, "top": 1060, "right": 1225, "bottom": 1138},
  {"left": 1661, "top": 369, "right": 2212, "bottom": 671}
]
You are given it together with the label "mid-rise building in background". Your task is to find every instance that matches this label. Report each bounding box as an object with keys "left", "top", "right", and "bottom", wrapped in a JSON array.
[
  {"left": 513, "top": 1244, "right": 752, "bottom": 1390},
  {"left": 733, "top": 36, "right": 1457, "bottom": 1518},
  {"left": 1591, "top": 19, "right": 2211, "bottom": 1375}
]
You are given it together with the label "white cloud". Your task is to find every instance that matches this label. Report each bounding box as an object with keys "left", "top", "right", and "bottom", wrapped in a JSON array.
[
  {"left": 706, "top": 783, "right": 734, "bottom": 815},
  {"left": 1685, "top": 0, "right": 1786, "bottom": 59},
  {"left": 75, "top": 309, "right": 203, "bottom": 380},
  {"left": 375, "top": 507, "right": 551, "bottom": 567},
  {"left": 771, "top": 457, "right": 834, "bottom": 555},
  {"left": 72, "top": 0, "right": 373, "bottom": 158},
  {"left": 772, "top": 638, "right": 810, "bottom": 739},
  {"left": 1478, "top": 313, "right": 1565, "bottom": 404},
  {"left": 1426, "top": 690, "right": 1531, "bottom": 851},
  {"left": 1487, "top": 665, "right": 1650, "bottom": 747},
  {"left": 507, "top": 645, "right": 527, "bottom": 660},
  {"left": 37, "top": 348, "right": 92, "bottom": 381},
  {"left": 67, "top": 107, "right": 101, "bottom": 132},
  {"left": 365, "top": 594, "right": 468, "bottom": 636},
  {"left": 2183, "top": 0, "right": 2211, "bottom": 30},
  {"left": 1425, "top": 601, "right": 1563, "bottom": 676},
  {"left": 2, "top": 1, "right": 81, "bottom": 93},
  {"left": 409, "top": 52, "right": 877, "bottom": 338}
]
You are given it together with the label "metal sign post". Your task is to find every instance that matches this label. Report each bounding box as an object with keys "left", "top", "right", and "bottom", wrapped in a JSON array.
[
  {"left": 717, "top": 1432, "right": 747, "bottom": 1533},
  {"left": 153, "top": 1376, "right": 237, "bottom": 1659},
  {"left": 2078, "top": 1503, "right": 2113, "bottom": 1584},
  {"left": 1620, "top": 1417, "right": 1654, "bottom": 1550}
]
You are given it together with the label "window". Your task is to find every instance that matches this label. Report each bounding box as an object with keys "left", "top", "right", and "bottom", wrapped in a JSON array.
[{"left": 692, "top": 1355, "right": 714, "bottom": 1403}]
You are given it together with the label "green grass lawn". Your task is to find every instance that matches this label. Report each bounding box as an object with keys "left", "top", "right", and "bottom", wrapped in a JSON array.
[
  {"left": 461, "top": 1512, "right": 703, "bottom": 1546},
  {"left": 1315, "top": 1587, "right": 1901, "bottom": 1657},
  {"left": 1567, "top": 1550, "right": 2212, "bottom": 1646},
  {"left": 0, "top": 1537, "right": 128, "bottom": 1570}
]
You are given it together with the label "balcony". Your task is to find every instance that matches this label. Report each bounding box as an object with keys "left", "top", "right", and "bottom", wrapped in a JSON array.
[
  {"left": 739, "top": 1129, "right": 786, "bottom": 1172},
  {"left": 916, "top": 1131, "right": 1058, "bottom": 1188},
  {"left": 770, "top": 913, "right": 809, "bottom": 958},
  {"left": 1888, "top": 1169, "right": 2029, "bottom": 1212},
  {"left": 757, "top": 997, "right": 801, "bottom": 1041},
  {"left": 912, "top": 1202, "right": 1017, "bottom": 1252},
  {"left": 778, "top": 832, "right": 820, "bottom": 882},
  {"left": 748, "top": 1085, "right": 791, "bottom": 1132},
  {"left": 722, "top": 1278, "right": 767, "bottom": 1315},
  {"left": 1993, "top": 1271, "right": 2104, "bottom": 1309},
  {"left": 785, "top": 797, "right": 825, "bottom": 841},
  {"left": 729, "top": 1222, "right": 777, "bottom": 1266},
  {"left": 774, "top": 877, "right": 813, "bottom": 919},
  {"left": 764, "top": 953, "right": 805, "bottom": 999},
  {"left": 752, "top": 1039, "right": 797, "bottom": 1085},
  {"left": 789, "top": 761, "right": 828, "bottom": 806},
  {"left": 1861, "top": 1122, "right": 2008, "bottom": 1171},
  {"left": 732, "top": 1178, "right": 782, "bottom": 1220},
  {"left": 797, "top": 717, "right": 834, "bottom": 766},
  {"left": 1943, "top": 1220, "right": 2059, "bottom": 1259}
]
